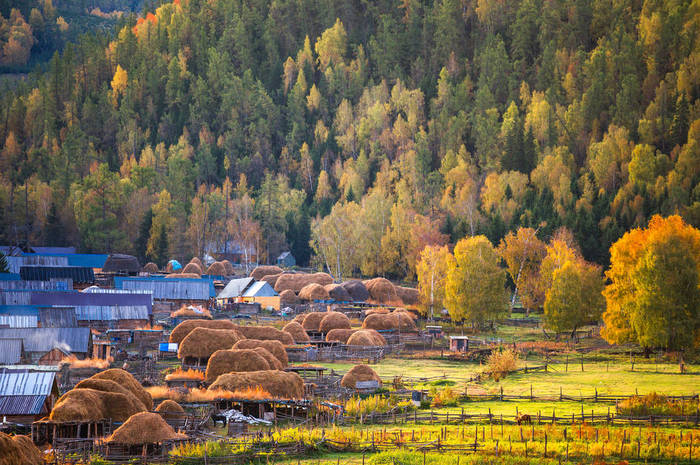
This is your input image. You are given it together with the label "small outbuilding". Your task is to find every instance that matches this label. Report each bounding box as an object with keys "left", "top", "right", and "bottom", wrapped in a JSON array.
[{"left": 276, "top": 251, "right": 296, "bottom": 268}]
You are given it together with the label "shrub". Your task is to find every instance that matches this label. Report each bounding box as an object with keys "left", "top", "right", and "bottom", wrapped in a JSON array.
[
  {"left": 617, "top": 392, "right": 699, "bottom": 416},
  {"left": 430, "top": 387, "right": 459, "bottom": 408},
  {"left": 486, "top": 348, "right": 518, "bottom": 380}
]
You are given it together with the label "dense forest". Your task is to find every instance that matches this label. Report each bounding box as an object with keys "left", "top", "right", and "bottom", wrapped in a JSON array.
[{"left": 0, "top": 0, "right": 698, "bottom": 279}]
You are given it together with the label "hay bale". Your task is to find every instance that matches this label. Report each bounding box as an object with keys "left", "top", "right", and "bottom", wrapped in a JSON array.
[
  {"left": 341, "top": 280, "right": 369, "bottom": 301},
  {"left": 205, "top": 349, "right": 270, "bottom": 383},
  {"left": 279, "top": 289, "right": 299, "bottom": 304},
  {"left": 142, "top": 262, "right": 159, "bottom": 274},
  {"left": 347, "top": 329, "right": 386, "bottom": 346},
  {"left": 282, "top": 321, "right": 310, "bottom": 343},
  {"left": 362, "top": 313, "right": 400, "bottom": 331},
  {"left": 251, "top": 265, "right": 283, "bottom": 280},
  {"left": 298, "top": 283, "right": 330, "bottom": 301},
  {"left": 301, "top": 312, "right": 328, "bottom": 331},
  {"left": 178, "top": 327, "right": 245, "bottom": 360},
  {"left": 341, "top": 364, "right": 382, "bottom": 388},
  {"left": 364, "top": 278, "right": 399, "bottom": 304},
  {"left": 169, "top": 319, "right": 238, "bottom": 344},
  {"left": 167, "top": 272, "right": 201, "bottom": 279},
  {"left": 292, "top": 314, "right": 305, "bottom": 324},
  {"left": 106, "top": 412, "right": 186, "bottom": 444},
  {"left": 155, "top": 399, "right": 184, "bottom": 414},
  {"left": 318, "top": 311, "right": 351, "bottom": 333},
  {"left": 325, "top": 283, "right": 351, "bottom": 302},
  {"left": 221, "top": 260, "right": 234, "bottom": 275},
  {"left": 210, "top": 370, "right": 303, "bottom": 399},
  {"left": 12, "top": 435, "right": 43, "bottom": 465},
  {"left": 325, "top": 328, "right": 357, "bottom": 343},
  {"left": 190, "top": 257, "right": 204, "bottom": 269},
  {"left": 207, "top": 261, "right": 227, "bottom": 276},
  {"left": 396, "top": 286, "right": 419, "bottom": 306},
  {"left": 274, "top": 272, "right": 333, "bottom": 293},
  {"left": 252, "top": 347, "right": 283, "bottom": 370},
  {"left": 74, "top": 378, "right": 147, "bottom": 411},
  {"left": 100, "top": 391, "right": 149, "bottom": 422},
  {"left": 182, "top": 262, "right": 203, "bottom": 275},
  {"left": 233, "top": 325, "right": 294, "bottom": 345},
  {"left": 232, "top": 339, "right": 288, "bottom": 367},
  {"left": 92, "top": 368, "right": 153, "bottom": 411}
]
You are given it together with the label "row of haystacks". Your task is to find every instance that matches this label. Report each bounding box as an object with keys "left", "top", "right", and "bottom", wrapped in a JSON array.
[
  {"left": 296, "top": 311, "right": 351, "bottom": 332},
  {"left": 234, "top": 325, "right": 294, "bottom": 345},
  {"left": 325, "top": 328, "right": 386, "bottom": 346},
  {"left": 0, "top": 433, "right": 43, "bottom": 465},
  {"left": 274, "top": 272, "right": 333, "bottom": 293},
  {"left": 362, "top": 311, "right": 417, "bottom": 331},
  {"left": 340, "top": 364, "right": 382, "bottom": 389},
  {"left": 50, "top": 369, "right": 152, "bottom": 423},
  {"left": 170, "top": 319, "right": 294, "bottom": 345},
  {"left": 233, "top": 339, "right": 288, "bottom": 367},
  {"left": 251, "top": 265, "right": 283, "bottom": 280},
  {"left": 210, "top": 370, "right": 304, "bottom": 399},
  {"left": 177, "top": 327, "right": 244, "bottom": 360},
  {"left": 170, "top": 319, "right": 237, "bottom": 344},
  {"left": 143, "top": 257, "right": 233, "bottom": 276}
]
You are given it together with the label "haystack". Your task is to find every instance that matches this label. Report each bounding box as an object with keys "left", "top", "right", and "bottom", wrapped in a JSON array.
[
  {"left": 50, "top": 388, "right": 106, "bottom": 422},
  {"left": 362, "top": 313, "right": 399, "bottom": 331},
  {"left": 206, "top": 261, "right": 226, "bottom": 276},
  {"left": 261, "top": 272, "right": 283, "bottom": 287},
  {"left": 274, "top": 272, "right": 333, "bottom": 293},
  {"left": 232, "top": 339, "right": 288, "bottom": 367},
  {"left": 99, "top": 391, "right": 148, "bottom": 422},
  {"left": 325, "top": 328, "right": 357, "bottom": 343},
  {"left": 12, "top": 435, "right": 43, "bottom": 465},
  {"left": 279, "top": 289, "right": 299, "bottom": 304},
  {"left": 178, "top": 327, "right": 245, "bottom": 360},
  {"left": 341, "top": 280, "right": 369, "bottom": 301},
  {"left": 251, "top": 265, "right": 283, "bottom": 280},
  {"left": 182, "top": 262, "right": 202, "bottom": 275},
  {"left": 92, "top": 368, "right": 153, "bottom": 410},
  {"left": 190, "top": 256, "right": 204, "bottom": 270},
  {"left": 396, "top": 286, "right": 419, "bottom": 306},
  {"left": 324, "top": 283, "right": 351, "bottom": 302},
  {"left": 340, "top": 364, "right": 382, "bottom": 388},
  {"left": 298, "top": 283, "right": 330, "bottom": 301},
  {"left": 143, "top": 262, "right": 159, "bottom": 274},
  {"left": 155, "top": 400, "right": 185, "bottom": 419},
  {"left": 347, "top": 329, "right": 386, "bottom": 346},
  {"left": 318, "top": 311, "right": 351, "bottom": 333},
  {"left": 205, "top": 349, "right": 270, "bottom": 383},
  {"left": 106, "top": 412, "right": 186, "bottom": 444},
  {"left": 364, "top": 278, "right": 399, "bottom": 304},
  {"left": 252, "top": 347, "right": 283, "bottom": 370},
  {"left": 233, "top": 325, "right": 294, "bottom": 345},
  {"left": 301, "top": 312, "right": 328, "bottom": 331},
  {"left": 394, "top": 310, "right": 418, "bottom": 330},
  {"left": 74, "top": 378, "right": 147, "bottom": 410},
  {"left": 167, "top": 272, "right": 201, "bottom": 279},
  {"left": 210, "top": 370, "right": 304, "bottom": 399},
  {"left": 282, "top": 321, "right": 310, "bottom": 343},
  {"left": 292, "top": 314, "right": 306, "bottom": 325},
  {"left": 365, "top": 307, "right": 390, "bottom": 316},
  {"left": 221, "top": 260, "right": 234, "bottom": 275},
  {"left": 169, "top": 319, "right": 238, "bottom": 344}
]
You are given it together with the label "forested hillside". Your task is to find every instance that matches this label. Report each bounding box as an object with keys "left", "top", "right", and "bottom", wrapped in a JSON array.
[{"left": 0, "top": 0, "right": 698, "bottom": 278}]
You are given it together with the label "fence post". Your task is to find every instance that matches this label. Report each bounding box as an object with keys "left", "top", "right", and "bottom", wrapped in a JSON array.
[{"left": 544, "top": 432, "right": 547, "bottom": 458}]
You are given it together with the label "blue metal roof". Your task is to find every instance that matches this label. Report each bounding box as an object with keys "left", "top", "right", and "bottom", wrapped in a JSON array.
[
  {"left": 19, "top": 253, "right": 108, "bottom": 268},
  {"left": 0, "top": 394, "right": 47, "bottom": 415},
  {"left": 115, "top": 277, "right": 214, "bottom": 299},
  {"left": 0, "top": 273, "right": 21, "bottom": 281},
  {"left": 31, "top": 247, "right": 76, "bottom": 254},
  {"left": 20, "top": 266, "right": 95, "bottom": 283},
  {"left": 0, "top": 339, "right": 24, "bottom": 364},
  {"left": 0, "top": 328, "right": 90, "bottom": 353},
  {"left": 0, "top": 371, "right": 57, "bottom": 396},
  {"left": 31, "top": 290, "right": 152, "bottom": 313}
]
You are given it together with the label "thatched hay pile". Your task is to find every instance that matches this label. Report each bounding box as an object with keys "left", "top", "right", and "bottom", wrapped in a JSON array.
[
  {"left": 282, "top": 321, "right": 310, "bottom": 343},
  {"left": 92, "top": 368, "right": 153, "bottom": 410},
  {"left": 190, "top": 257, "right": 204, "bottom": 269},
  {"left": 362, "top": 313, "right": 398, "bottom": 331},
  {"left": 298, "top": 283, "right": 330, "bottom": 301},
  {"left": 261, "top": 272, "right": 284, "bottom": 287},
  {"left": 396, "top": 286, "right": 419, "bottom": 306},
  {"left": 221, "top": 260, "right": 234, "bottom": 275},
  {"left": 210, "top": 371, "right": 304, "bottom": 399},
  {"left": 106, "top": 412, "right": 186, "bottom": 444},
  {"left": 155, "top": 399, "right": 185, "bottom": 415},
  {"left": 0, "top": 433, "right": 43, "bottom": 465},
  {"left": 324, "top": 284, "right": 351, "bottom": 302},
  {"left": 347, "top": 329, "right": 387, "bottom": 346},
  {"left": 251, "top": 265, "right": 283, "bottom": 280},
  {"left": 274, "top": 272, "right": 333, "bottom": 293},
  {"left": 169, "top": 319, "right": 238, "bottom": 344},
  {"left": 340, "top": 364, "right": 382, "bottom": 388},
  {"left": 232, "top": 339, "right": 288, "bottom": 367},
  {"left": 207, "top": 261, "right": 227, "bottom": 276},
  {"left": 365, "top": 307, "right": 390, "bottom": 316},
  {"left": 182, "top": 262, "right": 202, "bottom": 275},
  {"left": 74, "top": 378, "right": 148, "bottom": 410},
  {"left": 50, "top": 388, "right": 143, "bottom": 422},
  {"left": 143, "top": 262, "right": 159, "bottom": 274},
  {"left": 318, "top": 311, "right": 351, "bottom": 333},
  {"left": 168, "top": 272, "right": 202, "bottom": 279},
  {"left": 325, "top": 328, "right": 357, "bottom": 343},
  {"left": 364, "top": 278, "right": 399, "bottom": 304},
  {"left": 252, "top": 347, "right": 283, "bottom": 370},
  {"left": 292, "top": 314, "right": 305, "bottom": 324},
  {"left": 301, "top": 312, "right": 327, "bottom": 331},
  {"left": 233, "top": 325, "right": 294, "bottom": 345},
  {"left": 279, "top": 289, "right": 299, "bottom": 304},
  {"left": 178, "top": 328, "right": 245, "bottom": 360},
  {"left": 205, "top": 349, "right": 270, "bottom": 383},
  {"left": 394, "top": 311, "right": 417, "bottom": 330},
  {"left": 341, "top": 280, "right": 369, "bottom": 301},
  {"left": 394, "top": 308, "right": 418, "bottom": 320}
]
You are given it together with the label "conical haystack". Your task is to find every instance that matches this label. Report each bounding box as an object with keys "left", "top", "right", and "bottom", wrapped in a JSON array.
[
  {"left": 252, "top": 347, "right": 283, "bottom": 370},
  {"left": 347, "top": 329, "right": 386, "bottom": 346},
  {"left": 178, "top": 327, "right": 245, "bottom": 360},
  {"left": 298, "top": 283, "right": 330, "bottom": 301},
  {"left": 282, "top": 321, "right": 310, "bottom": 343},
  {"left": 395, "top": 286, "right": 419, "bottom": 306},
  {"left": 143, "top": 262, "right": 159, "bottom": 274},
  {"left": 301, "top": 312, "right": 327, "bottom": 331},
  {"left": 362, "top": 313, "right": 398, "bottom": 331},
  {"left": 155, "top": 400, "right": 185, "bottom": 419},
  {"left": 318, "top": 311, "right": 351, "bottom": 333},
  {"left": 325, "top": 283, "right": 351, "bottom": 302},
  {"left": 364, "top": 278, "right": 399, "bottom": 304},
  {"left": 341, "top": 364, "right": 382, "bottom": 388},
  {"left": 233, "top": 325, "right": 294, "bottom": 344},
  {"left": 221, "top": 260, "right": 234, "bottom": 275},
  {"left": 169, "top": 319, "right": 238, "bottom": 344},
  {"left": 182, "top": 262, "right": 203, "bottom": 275},
  {"left": 74, "top": 378, "right": 147, "bottom": 410},
  {"left": 91, "top": 368, "right": 153, "bottom": 411},
  {"left": 251, "top": 265, "right": 283, "bottom": 280},
  {"left": 0, "top": 433, "right": 43, "bottom": 465},
  {"left": 341, "top": 280, "right": 369, "bottom": 301},
  {"left": 274, "top": 272, "right": 333, "bottom": 293},
  {"left": 325, "top": 328, "right": 357, "bottom": 343},
  {"left": 205, "top": 349, "right": 270, "bottom": 383},
  {"left": 279, "top": 289, "right": 299, "bottom": 304},
  {"left": 190, "top": 257, "right": 204, "bottom": 270},
  {"left": 106, "top": 412, "right": 186, "bottom": 444},
  {"left": 206, "top": 261, "right": 226, "bottom": 276}
]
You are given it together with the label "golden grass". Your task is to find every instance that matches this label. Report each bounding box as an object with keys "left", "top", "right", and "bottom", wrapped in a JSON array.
[
  {"left": 165, "top": 368, "right": 205, "bottom": 381},
  {"left": 59, "top": 356, "right": 111, "bottom": 369},
  {"left": 145, "top": 386, "right": 273, "bottom": 402}
]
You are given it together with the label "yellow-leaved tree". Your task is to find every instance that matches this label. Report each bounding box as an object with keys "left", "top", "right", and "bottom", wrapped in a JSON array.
[
  {"left": 416, "top": 244, "right": 451, "bottom": 319},
  {"left": 602, "top": 215, "right": 700, "bottom": 351},
  {"left": 444, "top": 236, "right": 508, "bottom": 326},
  {"left": 497, "top": 227, "right": 546, "bottom": 312}
]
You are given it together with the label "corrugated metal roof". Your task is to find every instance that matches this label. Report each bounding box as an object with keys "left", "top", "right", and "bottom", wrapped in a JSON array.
[
  {"left": 218, "top": 277, "right": 254, "bottom": 299},
  {"left": 31, "top": 290, "right": 152, "bottom": 313},
  {"left": 0, "top": 279, "right": 73, "bottom": 290},
  {"left": 117, "top": 278, "right": 211, "bottom": 300},
  {"left": 7, "top": 256, "right": 69, "bottom": 273},
  {"left": 0, "top": 291, "right": 32, "bottom": 305},
  {"left": 20, "top": 266, "right": 95, "bottom": 284},
  {"left": 38, "top": 307, "right": 78, "bottom": 328},
  {"left": 31, "top": 247, "right": 76, "bottom": 254},
  {"left": 20, "top": 253, "right": 108, "bottom": 268},
  {"left": 0, "top": 339, "right": 24, "bottom": 364},
  {"left": 242, "top": 281, "right": 277, "bottom": 297},
  {"left": 73, "top": 305, "right": 149, "bottom": 321},
  {"left": 0, "top": 328, "right": 90, "bottom": 353},
  {"left": 0, "top": 394, "right": 47, "bottom": 415},
  {"left": 0, "top": 371, "right": 56, "bottom": 396},
  {"left": 0, "top": 273, "right": 21, "bottom": 281},
  {"left": 0, "top": 315, "right": 38, "bottom": 328}
]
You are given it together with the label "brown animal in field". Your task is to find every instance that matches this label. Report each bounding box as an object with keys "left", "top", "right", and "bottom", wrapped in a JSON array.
[{"left": 516, "top": 413, "right": 531, "bottom": 425}]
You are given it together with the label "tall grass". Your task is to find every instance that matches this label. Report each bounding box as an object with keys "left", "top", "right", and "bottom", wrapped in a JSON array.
[{"left": 618, "top": 392, "right": 699, "bottom": 416}]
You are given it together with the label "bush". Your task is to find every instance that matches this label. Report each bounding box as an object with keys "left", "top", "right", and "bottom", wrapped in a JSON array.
[
  {"left": 430, "top": 386, "right": 459, "bottom": 408},
  {"left": 486, "top": 348, "right": 518, "bottom": 381},
  {"left": 618, "top": 392, "right": 699, "bottom": 416}
]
